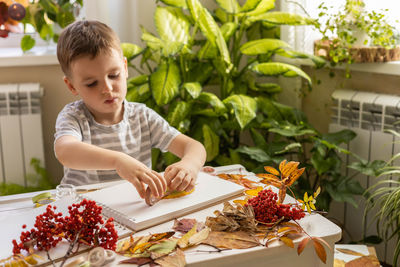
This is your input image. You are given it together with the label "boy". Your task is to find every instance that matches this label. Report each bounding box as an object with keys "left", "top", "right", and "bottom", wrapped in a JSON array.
[{"left": 54, "top": 20, "right": 206, "bottom": 200}]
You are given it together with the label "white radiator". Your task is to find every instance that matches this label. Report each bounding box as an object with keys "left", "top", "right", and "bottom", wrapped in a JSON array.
[
  {"left": 329, "top": 89, "right": 399, "bottom": 264},
  {"left": 0, "top": 83, "right": 45, "bottom": 187}
]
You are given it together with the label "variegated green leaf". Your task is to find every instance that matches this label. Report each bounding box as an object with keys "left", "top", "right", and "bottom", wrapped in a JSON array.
[
  {"left": 203, "top": 124, "right": 219, "bottom": 161},
  {"left": 182, "top": 82, "right": 202, "bottom": 99},
  {"left": 141, "top": 26, "right": 163, "bottom": 50},
  {"left": 167, "top": 101, "right": 191, "bottom": 127},
  {"left": 155, "top": 7, "right": 189, "bottom": 44},
  {"left": 250, "top": 62, "right": 311, "bottom": 85},
  {"left": 159, "top": 0, "right": 188, "bottom": 8},
  {"left": 126, "top": 83, "right": 151, "bottom": 103},
  {"left": 121, "top": 43, "right": 143, "bottom": 60},
  {"left": 276, "top": 50, "right": 326, "bottom": 68},
  {"left": 197, "top": 92, "right": 227, "bottom": 115},
  {"left": 215, "top": 0, "right": 240, "bottom": 14},
  {"left": 187, "top": 0, "right": 203, "bottom": 20},
  {"left": 247, "top": 12, "right": 315, "bottom": 25},
  {"left": 150, "top": 61, "right": 181, "bottom": 105},
  {"left": 221, "top": 22, "right": 237, "bottom": 41},
  {"left": 240, "top": 39, "right": 290, "bottom": 55},
  {"left": 223, "top": 94, "right": 257, "bottom": 129},
  {"left": 241, "top": 0, "right": 262, "bottom": 12},
  {"left": 192, "top": 108, "right": 219, "bottom": 117},
  {"left": 241, "top": 0, "right": 274, "bottom": 16},
  {"left": 214, "top": 7, "right": 229, "bottom": 23},
  {"left": 127, "top": 75, "right": 148, "bottom": 86}
]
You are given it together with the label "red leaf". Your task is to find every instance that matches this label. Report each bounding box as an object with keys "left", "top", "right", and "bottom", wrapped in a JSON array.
[
  {"left": 312, "top": 238, "right": 327, "bottom": 264},
  {"left": 297, "top": 236, "right": 311, "bottom": 255}
]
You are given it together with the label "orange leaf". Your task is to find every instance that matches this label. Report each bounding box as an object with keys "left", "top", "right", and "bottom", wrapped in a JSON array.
[
  {"left": 277, "top": 227, "right": 292, "bottom": 233},
  {"left": 259, "top": 179, "right": 282, "bottom": 188},
  {"left": 149, "top": 231, "right": 175, "bottom": 242},
  {"left": 245, "top": 186, "right": 263, "bottom": 196},
  {"left": 286, "top": 167, "right": 305, "bottom": 186},
  {"left": 233, "top": 199, "right": 248, "bottom": 205},
  {"left": 264, "top": 166, "right": 280, "bottom": 176},
  {"left": 279, "top": 159, "right": 287, "bottom": 173},
  {"left": 256, "top": 173, "right": 279, "bottom": 180},
  {"left": 281, "top": 161, "right": 299, "bottom": 178},
  {"left": 279, "top": 236, "right": 294, "bottom": 248},
  {"left": 312, "top": 238, "right": 327, "bottom": 264},
  {"left": 297, "top": 236, "right": 311, "bottom": 255},
  {"left": 311, "top": 236, "right": 332, "bottom": 250},
  {"left": 278, "top": 186, "right": 287, "bottom": 204}
]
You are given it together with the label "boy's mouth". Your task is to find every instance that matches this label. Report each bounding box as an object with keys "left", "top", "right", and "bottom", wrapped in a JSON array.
[{"left": 104, "top": 97, "right": 117, "bottom": 104}]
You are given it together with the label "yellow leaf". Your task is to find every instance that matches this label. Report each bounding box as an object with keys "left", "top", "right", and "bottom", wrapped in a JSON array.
[
  {"left": 23, "top": 255, "right": 37, "bottom": 265},
  {"left": 277, "top": 227, "right": 292, "bottom": 233},
  {"left": 279, "top": 159, "right": 287, "bottom": 173},
  {"left": 279, "top": 236, "right": 294, "bottom": 248},
  {"left": 244, "top": 186, "right": 263, "bottom": 196},
  {"left": 309, "top": 202, "right": 316, "bottom": 211},
  {"left": 233, "top": 199, "right": 248, "bottom": 205},
  {"left": 259, "top": 179, "right": 282, "bottom": 187},
  {"left": 264, "top": 166, "right": 280, "bottom": 176},
  {"left": 281, "top": 161, "right": 299, "bottom": 178},
  {"left": 303, "top": 192, "right": 309, "bottom": 202},
  {"left": 314, "top": 186, "right": 321, "bottom": 198},
  {"left": 286, "top": 167, "right": 304, "bottom": 186},
  {"left": 163, "top": 188, "right": 195, "bottom": 199},
  {"left": 256, "top": 173, "right": 279, "bottom": 180},
  {"left": 177, "top": 223, "right": 197, "bottom": 248}
]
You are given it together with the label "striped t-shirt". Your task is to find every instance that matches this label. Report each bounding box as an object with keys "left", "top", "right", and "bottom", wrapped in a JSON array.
[{"left": 54, "top": 99, "right": 180, "bottom": 185}]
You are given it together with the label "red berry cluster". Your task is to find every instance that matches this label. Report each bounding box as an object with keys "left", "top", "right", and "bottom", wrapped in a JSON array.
[
  {"left": 246, "top": 189, "right": 305, "bottom": 224},
  {"left": 12, "top": 199, "right": 118, "bottom": 254}
]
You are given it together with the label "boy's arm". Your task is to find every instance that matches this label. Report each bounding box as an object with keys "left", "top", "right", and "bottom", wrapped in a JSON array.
[
  {"left": 164, "top": 134, "right": 206, "bottom": 191},
  {"left": 55, "top": 135, "right": 166, "bottom": 198}
]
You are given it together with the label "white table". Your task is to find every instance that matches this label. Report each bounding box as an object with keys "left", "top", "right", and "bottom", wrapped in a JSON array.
[{"left": 0, "top": 165, "right": 341, "bottom": 267}]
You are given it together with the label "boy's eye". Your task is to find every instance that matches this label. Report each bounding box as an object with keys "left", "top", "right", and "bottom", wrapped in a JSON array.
[
  {"left": 86, "top": 81, "right": 97, "bottom": 87},
  {"left": 109, "top": 73, "right": 120, "bottom": 79}
]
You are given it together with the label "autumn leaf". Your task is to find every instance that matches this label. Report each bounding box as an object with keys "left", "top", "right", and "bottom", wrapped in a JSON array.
[
  {"left": 163, "top": 188, "right": 195, "bottom": 199},
  {"left": 188, "top": 227, "right": 210, "bottom": 246},
  {"left": 312, "top": 238, "right": 327, "bottom": 264},
  {"left": 149, "top": 231, "right": 175, "bottom": 242},
  {"left": 345, "top": 255, "right": 380, "bottom": 267},
  {"left": 279, "top": 159, "right": 287, "bottom": 173},
  {"left": 264, "top": 166, "right": 280, "bottom": 176},
  {"left": 177, "top": 223, "right": 197, "bottom": 248},
  {"left": 148, "top": 239, "right": 178, "bottom": 257},
  {"left": 217, "top": 173, "right": 258, "bottom": 189},
  {"left": 119, "top": 257, "right": 154, "bottom": 265},
  {"left": 286, "top": 167, "right": 304, "bottom": 186},
  {"left": 154, "top": 248, "right": 186, "bottom": 267},
  {"left": 256, "top": 173, "right": 279, "bottom": 180},
  {"left": 336, "top": 248, "right": 366, "bottom": 257},
  {"left": 233, "top": 199, "right": 248, "bottom": 205},
  {"left": 279, "top": 236, "right": 294, "bottom": 248},
  {"left": 173, "top": 218, "right": 203, "bottom": 233},
  {"left": 203, "top": 231, "right": 260, "bottom": 249},
  {"left": 244, "top": 186, "right": 263, "bottom": 196},
  {"left": 281, "top": 161, "right": 299, "bottom": 178},
  {"left": 297, "top": 236, "right": 311, "bottom": 255}
]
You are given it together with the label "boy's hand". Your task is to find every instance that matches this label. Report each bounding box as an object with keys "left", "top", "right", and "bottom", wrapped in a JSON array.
[
  {"left": 164, "top": 160, "right": 200, "bottom": 192},
  {"left": 115, "top": 154, "right": 167, "bottom": 199}
]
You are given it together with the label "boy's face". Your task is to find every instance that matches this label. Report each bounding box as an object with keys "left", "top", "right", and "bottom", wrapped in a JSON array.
[{"left": 63, "top": 48, "right": 128, "bottom": 124}]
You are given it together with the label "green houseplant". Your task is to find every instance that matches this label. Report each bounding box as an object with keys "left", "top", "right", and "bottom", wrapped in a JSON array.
[
  {"left": 121, "top": 0, "right": 377, "bottom": 212},
  {"left": 314, "top": 0, "right": 399, "bottom": 77}
]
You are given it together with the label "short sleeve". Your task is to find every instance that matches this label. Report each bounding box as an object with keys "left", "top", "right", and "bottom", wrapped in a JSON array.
[
  {"left": 54, "top": 107, "right": 83, "bottom": 142},
  {"left": 145, "top": 107, "right": 180, "bottom": 152}
]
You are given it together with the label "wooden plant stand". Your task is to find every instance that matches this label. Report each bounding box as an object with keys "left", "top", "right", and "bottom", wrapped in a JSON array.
[{"left": 314, "top": 39, "right": 400, "bottom": 63}]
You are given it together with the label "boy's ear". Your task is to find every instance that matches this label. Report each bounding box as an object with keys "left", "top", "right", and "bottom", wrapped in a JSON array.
[
  {"left": 63, "top": 76, "right": 79, "bottom": 96},
  {"left": 123, "top": 57, "right": 128, "bottom": 78}
]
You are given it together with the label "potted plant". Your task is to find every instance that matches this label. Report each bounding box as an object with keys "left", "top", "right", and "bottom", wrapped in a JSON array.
[
  {"left": 314, "top": 0, "right": 400, "bottom": 77},
  {"left": 364, "top": 134, "right": 400, "bottom": 266}
]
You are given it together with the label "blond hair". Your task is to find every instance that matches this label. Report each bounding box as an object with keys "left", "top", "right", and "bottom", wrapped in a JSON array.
[{"left": 57, "top": 20, "right": 121, "bottom": 76}]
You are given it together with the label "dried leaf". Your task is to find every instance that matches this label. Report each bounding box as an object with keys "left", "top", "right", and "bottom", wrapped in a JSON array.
[
  {"left": 203, "top": 231, "right": 260, "bottom": 249},
  {"left": 278, "top": 186, "right": 287, "bottom": 204},
  {"left": 148, "top": 240, "right": 177, "bottom": 257},
  {"left": 312, "top": 238, "right": 327, "bottom": 264},
  {"left": 23, "top": 255, "right": 38, "bottom": 265},
  {"left": 173, "top": 218, "right": 203, "bottom": 233},
  {"left": 259, "top": 179, "right": 282, "bottom": 187},
  {"left": 345, "top": 255, "right": 380, "bottom": 267},
  {"left": 336, "top": 248, "right": 366, "bottom": 257},
  {"left": 188, "top": 227, "right": 210, "bottom": 246},
  {"left": 264, "top": 166, "right": 280, "bottom": 176},
  {"left": 245, "top": 186, "right": 263, "bottom": 196},
  {"left": 297, "top": 236, "right": 311, "bottom": 255},
  {"left": 279, "top": 236, "right": 294, "bottom": 248},
  {"left": 149, "top": 231, "right": 175, "bottom": 242},
  {"left": 163, "top": 188, "right": 195, "bottom": 199},
  {"left": 334, "top": 258, "right": 346, "bottom": 267},
  {"left": 177, "top": 223, "right": 197, "bottom": 248},
  {"left": 217, "top": 174, "right": 258, "bottom": 189},
  {"left": 233, "top": 199, "right": 248, "bottom": 205},
  {"left": 256, "top": 173, "right": 279, "bottom": 180},
  {"left": 119, "top": 257, "right": 154, "bottom": 265},
  {"left": 154, "top": 248, "right": 186, "bottom": 267}
]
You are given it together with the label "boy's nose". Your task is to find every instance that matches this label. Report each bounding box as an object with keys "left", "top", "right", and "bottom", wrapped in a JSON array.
[{"left": 102, "top": 81, "right": 113, "bottom": 93}]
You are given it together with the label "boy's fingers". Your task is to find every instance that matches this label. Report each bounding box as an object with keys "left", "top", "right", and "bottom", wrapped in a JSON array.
[
  {"left": 185, "top": 178, "right": 196, "bottom": 192},
  {"left": 141, "top": 174, "right": 160, "bottom": 197},
  {"left": 176, "top": 175, "right": 191, "bottom": 191},
  {"left": 152, "top": 170, "right": 167, "bottom": 192},
  {"left": 169, "top": 170, "right": 186, "bottom": 190},
  {"left": 131, "top": 179, "right": 146, "bottom": 198},
  {"left": 164, "top": 168, "right": 179, "bottom": 185}
]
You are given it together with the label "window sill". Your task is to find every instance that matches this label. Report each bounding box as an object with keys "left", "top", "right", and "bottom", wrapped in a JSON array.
[
  {"left": 0, "top": 46, "right": 58, "bottom": 67},
  {"left": 279, "top": 57, "right": 400, "bottom": 76}
]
